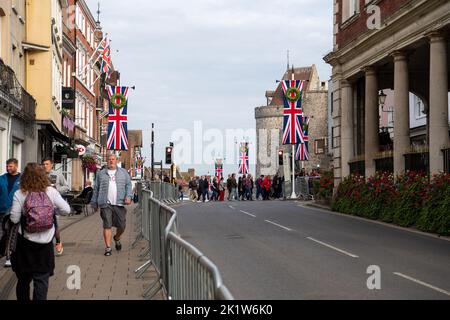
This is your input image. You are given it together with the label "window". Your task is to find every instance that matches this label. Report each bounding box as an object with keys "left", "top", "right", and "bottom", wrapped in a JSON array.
[
  {"left": 315, "top": 139, "right": 326, "bottom": 154},
  {"left": 12, "top": 140, "right": 22, "bottom": 171},
  {"left": 342, "top": 0, "right": 359, "bottom": 23},
  {"left": 415, "top": 96, "right": 426, "bottom": 119}
]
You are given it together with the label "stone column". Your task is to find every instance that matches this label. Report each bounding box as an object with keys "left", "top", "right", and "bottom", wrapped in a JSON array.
[
  {"left": 340, "top": 79, "right": 354, "bottom": 178},
  {"left": 429, "top": 31, "right": 449, "bottom": 174},
  {"left": 392, "top": 51, "right": 410, "bottom": 176},
  {"left": 364, "top": 67, "right": 379, "bottom": 177}
]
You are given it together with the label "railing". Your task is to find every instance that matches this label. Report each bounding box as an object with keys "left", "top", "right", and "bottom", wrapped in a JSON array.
[
  {"left": 145, "top": 181, "right": 179, "bottom": 203},
  {"left": 134, "top": 184, "right": 233, "bottom": 300},
  {"left": 283, "top": 176, "right": 321, "bottom": 200}
]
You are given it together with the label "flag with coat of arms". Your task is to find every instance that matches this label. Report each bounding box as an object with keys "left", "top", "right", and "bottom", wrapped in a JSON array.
[
  {"left": 107, "top": 86, "right": 129, "bottom": 151},
  {"left": 281, "top": 80, "right": 306, "bottom": 145}
]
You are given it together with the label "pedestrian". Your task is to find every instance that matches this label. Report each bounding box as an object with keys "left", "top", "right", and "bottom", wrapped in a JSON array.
[
  {"left": 228, "top": 174, "right": 238, "bottom": 201},
  {"left": 0, "top": 159, "right": 21, "bottom": 268},
  {"left": 178, "top": 184, "right": 184, "bottom": 201},
  {"left": 189, "top": 177, "right": 198, "bottom": 202},
  {"left": 256, "top": 175, "right": 264, "bottom": 200},
  {"left": 9, "top": 163, "right": 70, "bottom": 300},
  {"left": 90, "top": 154, "right": 133, "bottom": 256},
  {"left": 42, "top": 158, "right": 69, "bottom": 256},
  {"left": 219, "top": 177, "right": 225, "bottom": 201},
  {"left": 262, "top": 175, "right": 272, "bottom": 200}
]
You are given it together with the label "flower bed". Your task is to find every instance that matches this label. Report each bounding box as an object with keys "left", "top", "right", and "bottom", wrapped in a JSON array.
[{"left": 332, "top": 172, "right": 450, "bottom": 236}]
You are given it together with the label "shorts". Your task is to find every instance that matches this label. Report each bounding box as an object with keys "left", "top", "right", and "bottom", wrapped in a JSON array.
[{"left": 100, "top": 205, "right": 127, "bottom": 230}]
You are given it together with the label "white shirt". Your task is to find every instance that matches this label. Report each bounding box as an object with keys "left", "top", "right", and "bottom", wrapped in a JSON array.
[
  {"left": 10, "top": 187, "right": 70, "bottom": 244},
  {"left": 107, "top": 169, "right": 118, "bottom": 205}
]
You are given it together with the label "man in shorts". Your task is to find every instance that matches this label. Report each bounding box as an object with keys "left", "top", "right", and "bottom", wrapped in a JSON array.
[{"left": 90, "top": 154, "right": 133, "bottom": 256}]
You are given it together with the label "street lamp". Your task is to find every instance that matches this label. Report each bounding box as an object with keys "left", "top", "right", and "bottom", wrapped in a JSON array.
[{"left": 378, "top": 90, "right": 387, "bottom": 110}]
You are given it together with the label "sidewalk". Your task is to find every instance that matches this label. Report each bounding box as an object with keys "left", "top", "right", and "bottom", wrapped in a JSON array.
[
  {"left": 0, "top": 212, "right": 87, "bottom": 299},
  {"left": 3, "top": 204, "right": 163, "bottom": 300}
]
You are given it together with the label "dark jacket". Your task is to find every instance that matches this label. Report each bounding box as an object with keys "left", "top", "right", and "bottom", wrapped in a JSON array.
[{"left": 0, "top": 173, "right": 21, "bottom": 215}]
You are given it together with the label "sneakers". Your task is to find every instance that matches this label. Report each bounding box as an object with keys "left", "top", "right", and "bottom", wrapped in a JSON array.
[
  {"left": 4, "top": 259, "right": 11, "bottom": 268},
  {"left": 104, "top": 247, "right": 112, "bottom": 256},
  {"left": 55, "top": 242, "right": 63, "bottom": 256},
  {"left": 113, "top": 236, "right": 122, "bottom": 251}
]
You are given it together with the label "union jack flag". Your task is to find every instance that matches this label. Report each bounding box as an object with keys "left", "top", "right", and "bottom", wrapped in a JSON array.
[
  {"left": 238, "top": 143, "right": 249, "bottom": 175},
  {"left": 99, "top": 37, "right": 112, "bottom": 78},
  {"left": 296, "top": 116, "right": 310, "bottom": 161},
  {"left": 281, "top": 80, "right": 305, "bottom": 145},
  {"left": 107, "top": 86, "right": 129, "bottom": 151},
  {"left": 215, "top": 162, "right": 223, "bottom": 179}
]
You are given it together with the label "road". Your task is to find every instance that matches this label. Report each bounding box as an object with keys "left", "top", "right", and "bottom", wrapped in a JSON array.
[{"left": 175, "top": 199, "right": 450, "bottom": 300}]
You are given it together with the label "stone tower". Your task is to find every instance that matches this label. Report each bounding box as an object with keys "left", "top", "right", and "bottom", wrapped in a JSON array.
[{"left": 255, "top": 65, "right": 331, "bottom": 178}]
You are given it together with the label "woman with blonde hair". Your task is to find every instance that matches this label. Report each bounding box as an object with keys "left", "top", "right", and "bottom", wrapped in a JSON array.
[{"left": 9, "top": 163, "right": 70, "bottom": 300}]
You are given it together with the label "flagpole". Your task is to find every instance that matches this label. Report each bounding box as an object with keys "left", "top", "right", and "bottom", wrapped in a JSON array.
[
  {"left": 291, "top": 144, "right": 296, "bottom": 199},
  {"left": 290, "top": 68, "right": 297, "bottom": 199}
]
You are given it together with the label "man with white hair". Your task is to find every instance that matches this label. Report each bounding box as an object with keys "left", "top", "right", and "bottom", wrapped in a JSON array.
[{"left": 90, "top": 154, "right": 133, "bottom": 256}]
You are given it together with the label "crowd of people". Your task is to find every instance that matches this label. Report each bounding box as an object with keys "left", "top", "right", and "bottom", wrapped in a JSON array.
[
  {"left": 0, "top": 154, "right": 134, "bottom": 300},
  {"left": 185, "top": 174, "right": 286, "bottom": 202}
]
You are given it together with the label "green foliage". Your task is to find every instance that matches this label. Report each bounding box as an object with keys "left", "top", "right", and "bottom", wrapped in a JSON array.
[{"left": 332, "top": 171, "right": 450, "bottom": 236}]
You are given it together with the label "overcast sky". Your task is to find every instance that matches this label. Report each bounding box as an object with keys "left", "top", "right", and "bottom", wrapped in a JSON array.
[{"left": 86, "top": 0, "right": 333, "bottom": 176}]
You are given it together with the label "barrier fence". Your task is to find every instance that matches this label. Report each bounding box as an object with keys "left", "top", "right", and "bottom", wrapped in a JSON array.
[
  {"left": 283, "top": 176, "right": 321, "bottom": 200},
  {"left": 134, "top": 183, "right": 233, "bottom": 300}
]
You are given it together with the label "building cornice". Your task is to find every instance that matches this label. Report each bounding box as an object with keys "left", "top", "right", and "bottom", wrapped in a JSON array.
[{"left": 324, "top": 0, "right": 449, "bottom": 72}]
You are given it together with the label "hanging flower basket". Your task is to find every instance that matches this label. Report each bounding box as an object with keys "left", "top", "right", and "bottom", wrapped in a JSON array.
[{"left": 81, "top": 155, "right": 98, "bottom": 173}]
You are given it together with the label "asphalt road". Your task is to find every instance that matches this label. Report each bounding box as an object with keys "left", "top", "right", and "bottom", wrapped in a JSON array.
[{"left": 175, "top": 199, "right": 450, "bottom": 300}]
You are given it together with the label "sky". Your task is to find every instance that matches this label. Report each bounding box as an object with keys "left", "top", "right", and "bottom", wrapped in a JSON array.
[{"left": 85, "top": 0, "right": 334, "bottom": 176}]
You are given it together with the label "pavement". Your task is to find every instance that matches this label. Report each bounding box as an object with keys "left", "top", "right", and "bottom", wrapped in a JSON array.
[
  {"left": 176, "top": 199, "right": 450, "bottom": 300},
  {"left": 0, "top": 204, "right": 163, "bottom": 300}
]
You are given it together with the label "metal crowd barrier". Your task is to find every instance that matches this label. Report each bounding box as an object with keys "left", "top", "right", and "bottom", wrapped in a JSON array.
[
  {"left": 283, "top": 176, "right": 321, "bottom": 200},
  {"left": 145, "top": 181, "right": 179, "bottom": 203},
  {"left": 134, "top": 183, "right": 233, "bottom": 300}
]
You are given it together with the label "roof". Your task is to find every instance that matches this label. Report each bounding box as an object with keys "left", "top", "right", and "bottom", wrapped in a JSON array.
[{"left": 269, "top": 67, "right": 312, "bottom": 106}]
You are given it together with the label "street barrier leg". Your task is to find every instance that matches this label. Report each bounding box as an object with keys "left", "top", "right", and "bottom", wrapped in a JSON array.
[
  {"left": 135, "top": 260, "right": 152, "bottom": 279},
  {"left": 143, "top": 279, "right": 163, "bottom": 299}
]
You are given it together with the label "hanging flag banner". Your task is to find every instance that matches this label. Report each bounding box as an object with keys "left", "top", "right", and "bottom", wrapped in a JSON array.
[
  {"left": 107, "top": 86, "right": 129, "bottom": 151},
  {"left": 99, "top": 36, "right": 112, "bottom": 79},
  {"left": 215, "top": 159, "right": 223, "bottom": 179},
  {"left": 281, "top": 80, "right": 305, "bottom": 145},
  {"left": 296, "top": 116, "right": 310, "bottom": 161},
  {"left": 238, "top": 143, "right": 249, "bottom": 175},
  {"left": 135, "top": 151, "right": 144, "bottom": 179}
]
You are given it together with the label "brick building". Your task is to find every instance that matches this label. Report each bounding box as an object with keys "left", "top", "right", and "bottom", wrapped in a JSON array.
[
  {"left": 324, "top": 0, "right": 450, "bottom": 186},
  {"left": 119, "top": 130, "right": 143, "bottom": 178}
]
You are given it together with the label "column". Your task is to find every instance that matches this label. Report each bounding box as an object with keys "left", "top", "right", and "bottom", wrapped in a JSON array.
[
  {"left": 364, "top": 67, "right": 379, "bottom": 177},
  {"left": 392, "top": 51, "right": 410, "bottom": 175},
  {"left": 340, "top": 79, "right": 354, "bottom": 178},
  {"left": 429, "top": 31, "right": 449, "bottom": 174}
]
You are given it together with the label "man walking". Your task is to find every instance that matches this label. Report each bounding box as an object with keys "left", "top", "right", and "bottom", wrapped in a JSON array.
[
  {"left": 0, "top": 159, "right": 21, "bottom": 267},
  {"left": 90, "top": 154, "right": 133, "bottom": 256},
  {"left": 42, "top": 158, "right": 69, "bottom": 255}
]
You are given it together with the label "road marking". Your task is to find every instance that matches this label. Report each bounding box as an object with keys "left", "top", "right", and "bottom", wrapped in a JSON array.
[
  {"left": 265, "top": 220, "right": 292, "bottom": 232},
  {"left": 393, "top": 272, "right": 450, "bottom": 297},
  {"left": 240, "top": 210, "right": 256, "bottom": 218},
  {"left": 306, "top": 237, "right": 359, "bottom": 258},
  {"left": 228, "top": 205, "right": 235, "bottom": 210}
]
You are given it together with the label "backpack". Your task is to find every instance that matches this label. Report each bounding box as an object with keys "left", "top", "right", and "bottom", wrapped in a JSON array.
[{"left": 23, "top": 192, "right": 55, "bottom": 233}]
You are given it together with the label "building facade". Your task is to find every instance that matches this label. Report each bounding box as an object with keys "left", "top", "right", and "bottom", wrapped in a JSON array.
[
  {"left": 119, "top": 130, "right": 143, "bottom": 179},
  {"left": 324, "top": 0, "right": 450, "bottom": 186},
  {"left": 255, "top": 65, "right": 331, "bottom": 179},
  {"left": 0, "top": 0, "right": 37, "bottom": 173}
]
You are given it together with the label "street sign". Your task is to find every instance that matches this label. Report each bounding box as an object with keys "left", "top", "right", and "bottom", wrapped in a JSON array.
[
  {"left": 62, "top": 87, "right": 75, "bottom": 109},
  {"left": 75, "top": 144, "right": 86, "bottom": 156}
]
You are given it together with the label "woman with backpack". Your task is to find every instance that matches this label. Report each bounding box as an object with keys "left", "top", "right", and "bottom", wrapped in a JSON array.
[{"left": 9, "top": 163, "right": 70, "bottom": 300}]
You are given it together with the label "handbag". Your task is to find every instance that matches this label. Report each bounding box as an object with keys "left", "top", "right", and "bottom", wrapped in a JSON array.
[{"left": 0, "top": 215, "right": 19, "bottom": 259}]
